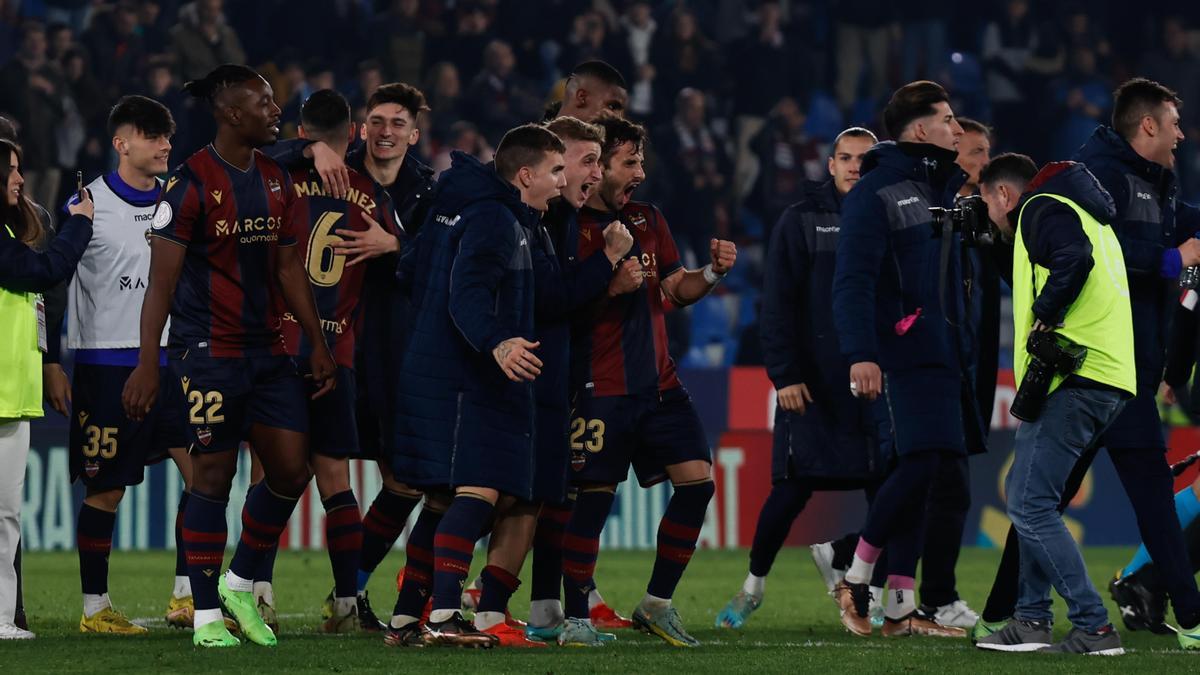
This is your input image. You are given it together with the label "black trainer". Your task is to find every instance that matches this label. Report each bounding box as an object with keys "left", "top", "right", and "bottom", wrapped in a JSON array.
[
  {"left": 357, "top": 591, "right": 387, "bottom": 632},
  {"left": 1040, "top": 624, "right": 1124, "bottom": 656},
  {"left": 975, "top": 619, "right": 1053, "bottom": 652},
  {"left": 1109, "top": 571, "right": 1170, "bottom": 634},
  {"left": 426, "top": 611, "right": 498, "bottom": 648},
  {"left": 383, "top": 621, "right": 431, "bottom": 647}
]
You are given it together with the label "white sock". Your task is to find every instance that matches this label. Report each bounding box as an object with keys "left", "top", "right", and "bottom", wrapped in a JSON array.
[
  {"left": 333, "top": 596, "right": 356, "bottom": 617},
  {"left": 173, "top": 575, "right": 191, "bottom": 599},
  {"left": 639, "top": 593, "right": 670, "bottom": 611},
  {"left": 194, "top": 607, "right": 224, "bottom": 629},
  {"left": 742, "top": 573, "right": 765, "bottom": 597},
  {"left": 587, "top": 588, "right": 605, "bottom": 610},
  {"left": 885, "top": 587, "right": 916, "bottom": 620},
  {"left": 845, "top": 554, "right": 874, "bottom": 585},
  {"left": 83, "top": 593, "right": 111, "bottom": 618},
  {"left": 474, "top": 610, "right": 505, "bottom": 631},
  {"left": 869, "top": 586, "right": 884, "bottom": 609},
  {"left": 529, "top": 599, "right": 564, "bottom": 628},
  {"left": 390, "top": 614, "right": 419, "bottom": 629},
  {"left": 428, "top": 609, "right": 457, "bottom": 623},
  {"left": 224, "top": 570, "right": 252, "bottom": 593},
  {"left": 472, "top": 576, "right": 483, "bottom": 591},
  {"left": 252, "top": 580, "right": 274, "bottom": 604}
]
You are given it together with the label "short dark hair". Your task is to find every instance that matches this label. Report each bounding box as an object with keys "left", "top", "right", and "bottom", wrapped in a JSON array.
[
  {"left": 832, "top": 126, "right": 877, "bottom": 153},
  {"left": 979, "top": 152, "right": 1038, "bottom": 187},
  {"left": 182, "top": 64, "right": 262, "bottom": 107},
  {"left": 545, "top": 116, "right": 605, "bottom": 146},
  {"left": 495, "top": 124, "right": 566, "bottom": 181},
  {"left": 592, "top": 114, "right": 646, "bottom": 166},
  {"left": 300, "top": 88, "right": 351, "bottom": 136},
  {"left": 107, "top": 95, "right": 176, "bottom": 137},
  {"left": 366, "top": 82, "right": 430, "bottom": 119},
  {"left": 957, "top": 117, "right": 991, "bottom": 138},
  {"left": 1112, "top": 77, "right": 1182, "bottom": 141},
  {"left": 883, "top": 80, "right": 951, "bottom": 140},
  {"left": 570, "top": 60, "right": 627, "bottom": 89}
]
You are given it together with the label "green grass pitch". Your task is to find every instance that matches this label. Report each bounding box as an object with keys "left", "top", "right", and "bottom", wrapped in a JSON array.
[{"left": 7, "top": 547, "right": 1196, "bottom": 672}]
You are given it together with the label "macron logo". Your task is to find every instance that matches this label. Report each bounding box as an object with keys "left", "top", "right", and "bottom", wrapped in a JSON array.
[
  {"left": 896, "top": 196, "right": 921, "bottom": 207},
  {"left": 1136, "top": 192, "right": 1153, "bottom": 201}
]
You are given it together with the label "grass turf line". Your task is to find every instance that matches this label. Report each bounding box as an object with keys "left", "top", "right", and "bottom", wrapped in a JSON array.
[{"left": 7, "top": 546, "right": 1196, "bottom": 672}]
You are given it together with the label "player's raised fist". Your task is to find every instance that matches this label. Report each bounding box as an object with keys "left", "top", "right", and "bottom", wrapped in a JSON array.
[
  {"left": 608, "top": 258, "right": 644, "bottom": 296},
  {"left": 710, "top": 238, "right": 737, "bottom": 274},
  {"left": 603, "top": 220, "right": 634, "bottom": 263}
]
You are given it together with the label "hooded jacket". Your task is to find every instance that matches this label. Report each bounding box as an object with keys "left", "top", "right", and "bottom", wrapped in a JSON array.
[
  {"left": 392, "top": 151, "right": 538, "bottom": 498},
  {"left": 832, "top": 141, "right": 986, "bottom": 456}
]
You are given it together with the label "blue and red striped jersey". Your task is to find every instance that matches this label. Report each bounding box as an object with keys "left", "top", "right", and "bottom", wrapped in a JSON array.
[
  {"left": 150, "top": 145, "right": 298, "bottom": 357},
  {"left": 573, "top": 201, "right": 684, "bottom": 396},
  {"left": 279, "top": 164, "right": 398, "bottom": 367}
]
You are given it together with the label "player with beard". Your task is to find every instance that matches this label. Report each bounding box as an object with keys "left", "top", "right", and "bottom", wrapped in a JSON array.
[
  {"left": 557, "top": 116, "right": 737, "bottom": 647},
  {"left": 122, "top": 64, "right": 335, "bottom": 648}
]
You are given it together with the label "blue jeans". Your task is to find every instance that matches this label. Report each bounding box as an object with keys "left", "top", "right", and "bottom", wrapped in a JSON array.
[{"left": 1005, "top": 385, "right": 1125, "bottom": 631}]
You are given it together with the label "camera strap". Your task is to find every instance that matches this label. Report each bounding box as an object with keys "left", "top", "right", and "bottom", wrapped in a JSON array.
[{"left": 938, "top": 218, "right": 957, "bottom": 326}]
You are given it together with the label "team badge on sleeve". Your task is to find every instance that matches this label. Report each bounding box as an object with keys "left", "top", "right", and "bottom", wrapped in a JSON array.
[{"left": 151, "top": 202, "right": 173, "bottom": 230}]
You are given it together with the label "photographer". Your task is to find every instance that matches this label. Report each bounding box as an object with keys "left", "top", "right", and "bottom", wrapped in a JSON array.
[
  {"left": 974, "top": 154, "right": 1136, "bottom": 654},
  {"left": 830, "top": 81, "right": 983, "bottom": 638}
]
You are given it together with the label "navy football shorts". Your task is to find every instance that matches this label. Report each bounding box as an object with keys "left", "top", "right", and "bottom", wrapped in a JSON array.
[
  {"left": 299, "top": 364, "right": 361, "bottom": 459},
  {"left": 569, "top": 386, "right": 711, "bottom": 488},
  {"left": 168, "top": 348, "right": 308, "bottom": 453},
  {"left": 70, "top": 363, "right": 185, "bottom": 488}
]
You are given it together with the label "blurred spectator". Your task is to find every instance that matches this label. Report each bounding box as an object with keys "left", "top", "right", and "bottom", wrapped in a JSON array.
[
  {"left": 462, "top": 39, "right": 544, "bottom": 144},
  {"left": 0, "top": 0, "right": 20, "bottom": 64},
  {"left": 170, "top": 0, "right": 246, "bottom": 82},
  {"left": 558, "top": 10, "right": 631, "bottom": 80},
  {"left": 42, "top": 0, "right": 91, "bottom": 32},
  {"left": 0, "top": 21, "right": 66, "bottom": 210},
  {"left": 371, "top": 0, "right": 428, "bottom": 85},
  {"left": 729, "top": 0, "right": 798, "bottom": 201},
  {"left": 81, "top": 1, "right": 147, "bottom": 98},
  {"left": 655, "top": 88, "right": 732, "bottom": 264},
  {"left": 750, "top": 97, "right": 827, "bottom": 230},
  {"left": 433, "top": 4, "right": 494, "bottom": 84},
  {"left": 424, "top": 61, "right": 464, "bottom": 145},
  {"left": 650, "top": 8, "right": 721, "bottom": 118},
  {"left": 617, "top": 1, "right": 658, "bottom": 119},
  {"left": 1050, "top": 46, "right": 1110, "bottom": 160},
  {"left": 900, "top": 0, "right": 950, "bottom": 83},
  {"left": 46, "top": 21, "right": 75, "bottom": 62},
  {"left": 280, "top": 61, "right": 334, "bottom": 136},
  {"left": 833, "top": 0, "right": 894, "bottom": 113},
  {"left": 349, "top": 60, "right": 386, "bottom": 123},
  {"left": 1140, "top": 16, "right": 1200, "bottom": 139},
  {"left": 142, "top": 61, "right": 191, "bottom": 166},
  {"left": 431, "top": 120, "right": 494, "bottom": 176},
  {"left": 981, "top": 0, "right": 1038, "bottom": 150},
  {"left": 138, "top": 1, "right": 170, "bottom": 55},
  {"left": 60, "top": 48, "right": 104, "bottom": 177}
]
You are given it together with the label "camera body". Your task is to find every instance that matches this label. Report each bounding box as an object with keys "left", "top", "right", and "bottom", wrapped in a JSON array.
[
  {"left": 1010, "top": 330, "right": 1088, "bottom": 422},
  {"left": 929, "top": 194, "right": 995, "bottom": 247}
]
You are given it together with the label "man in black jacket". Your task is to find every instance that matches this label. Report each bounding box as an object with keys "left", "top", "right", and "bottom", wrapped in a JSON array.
[{"left": 715, "top": 127, "right": 881, "bottom": 629}]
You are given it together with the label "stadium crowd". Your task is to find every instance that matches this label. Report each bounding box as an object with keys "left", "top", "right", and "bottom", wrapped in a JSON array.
[{"left": 3, "top": 0, "right": 1200, "bottom": 659}]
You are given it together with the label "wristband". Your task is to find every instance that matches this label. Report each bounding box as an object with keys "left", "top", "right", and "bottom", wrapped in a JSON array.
[{"left": 702, "top": 263, "right": 726, "bottom": 285}]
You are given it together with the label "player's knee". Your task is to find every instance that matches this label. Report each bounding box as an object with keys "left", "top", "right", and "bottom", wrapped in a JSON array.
[
  {"left": 84, "top": 488, "right": 125, "bottom": 512},
  {"left": 667, "top": 459, "right": 712, "bottom": 485}
]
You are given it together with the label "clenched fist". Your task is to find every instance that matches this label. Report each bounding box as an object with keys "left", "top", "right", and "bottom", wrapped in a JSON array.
[
  {"left": 603, "top": 220, "right": 634, "bottom": 264},
  {"left": 608, "top": 257, "right": 644, "bottom": 296},
  {"left": 710, "top": 238, "right": 737, "bottom": 274}
]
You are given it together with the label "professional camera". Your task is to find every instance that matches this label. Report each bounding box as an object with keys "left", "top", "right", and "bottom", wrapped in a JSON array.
[
  {"left": 1010, "top": 330, "right": 1088, "bottom": 422},
  {"left": 929, "top": 194, "right": 995, "bottom": 247}
]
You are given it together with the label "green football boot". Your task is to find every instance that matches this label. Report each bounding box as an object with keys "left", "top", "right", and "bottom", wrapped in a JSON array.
[
  {"left": 218, "top": 575, "right": 277, "bottom": 647},
  {"left": 193, "top": 620, "right": 241, "bottom": 648}
]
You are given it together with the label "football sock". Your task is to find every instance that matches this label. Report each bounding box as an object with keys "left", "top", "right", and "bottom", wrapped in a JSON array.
[
  {"left": 253, "top": 581, "right": 274, "bottom": 605},
  {"left": 1123, "top": 486, "right": 1200, "bottom": 577},
  {"left": 245, "top": 483, "right": 278, "bottom": 584},
  {"left": 830, "top": 531, "right": 859, "bottom": 570},
  {"left": 359, "top": 488, "right": 421, "bottom": 592},
  {"left": 640, "top": 593, "right": 671, "bottom": 611},
  {"left": 748, "top": 480, "right": 812, "bottom": 577},
  {"left": 743, "top": 573, "right": 765, "bottom": 597},
  {"left": 646, "top": 480, "right": 714, "bottom": 600},
  {"left": 531, "top": 501, "right": 572, "bottom": 602},
  {"left": 225, "top": 570, "right": 253, "bottom": 593},
  {"left": 846, "top": 538, "right": 882, "bottom": 585},
  {"left": 392, "top": 506, "right": 442, "bottom": 625},
  {"left": 183, "top": 490, "right": 228, "bottom": 614},
  {"left": 194, "top": 608, "right": 223, "bottom": 628},
  {"left": 431, "top": 494, "right": 494, "bottom": 615},
  {"left": 885, "top": 576, "right": 916, "bottom": 620},
  {"left": 174, "top": 491, "right": 189, "bottom": 579},
  {"left": 83, "top": 592, "right": 110, "bottom": 618},
  {"left": 529, "top": 599, "right": 563, "bottom": 628},
  {"left": 588, "top": 588, "right": 605, "bottom": 610},
  {"left": 322, "top": 490, "right": 363, "bottom": 598},
  {"left": 475, "top": 565, "right": 521, "bottom": 630},
  {"left": 77, "top": 503, "right": 115, "bottom": 597},
  {"left": 229, "top": 482, "right": 299, "bottom": 584},
  {"left": 563, "top": 490, "right": 616, "bottom": 619},
  {"left": 173, "top": 575, "right": 191, "bottom": 599}
]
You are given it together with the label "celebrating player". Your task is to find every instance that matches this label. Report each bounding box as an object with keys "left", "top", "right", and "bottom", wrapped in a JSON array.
[
  {"left": 558, "top": 115, "right": 736, "bottom": 648},
  {"left": 121, "top": 64, "right": 335, "bottom": 648},
  {"left": 62, "top": 96, "right": 194, "bottom": 635}
]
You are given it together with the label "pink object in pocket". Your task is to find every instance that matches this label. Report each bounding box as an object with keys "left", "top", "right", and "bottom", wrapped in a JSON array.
[{"left": 895, "top": 308, "right": 922, "bottom": 335}]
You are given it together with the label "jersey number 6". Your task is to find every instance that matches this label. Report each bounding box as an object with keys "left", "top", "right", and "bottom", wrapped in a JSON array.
[{"left": 307, "top": 211, "right": 347, "bottom": 287}]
